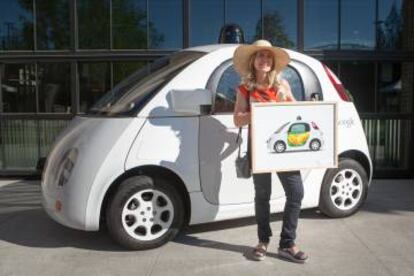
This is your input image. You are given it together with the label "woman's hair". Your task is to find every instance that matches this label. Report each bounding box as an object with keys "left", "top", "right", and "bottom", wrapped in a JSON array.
[{"left": 240, "top": 51, "right": 281, "bottom": 90}]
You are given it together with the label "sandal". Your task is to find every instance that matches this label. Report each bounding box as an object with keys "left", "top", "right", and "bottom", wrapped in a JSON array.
[
  {"left": 278, "top": 247, "right": 308, "bottom": 264},
  {"left": 251, "top": 242, "right": 268, "bottom": 261}
]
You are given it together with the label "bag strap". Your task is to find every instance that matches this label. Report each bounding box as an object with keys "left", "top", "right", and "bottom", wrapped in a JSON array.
[
  {"left": 236, "top": 87, "right": 251, "bottom": 157},
  {"left": 237, "top": 128, "right": 242, "bottom": 158}
]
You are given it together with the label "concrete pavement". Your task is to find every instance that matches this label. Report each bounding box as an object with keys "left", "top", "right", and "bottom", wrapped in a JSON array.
[{"left": 0, "top": 178, "right": 413, "bottom": 276}]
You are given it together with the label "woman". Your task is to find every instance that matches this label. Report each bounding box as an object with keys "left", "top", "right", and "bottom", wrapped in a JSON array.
[{"left": 233, "top": 40, "right": 308, "bottom": 263}]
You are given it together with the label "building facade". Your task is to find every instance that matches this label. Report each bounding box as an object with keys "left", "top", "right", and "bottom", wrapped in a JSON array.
[{"left": 0, "top": 0, "right": 413, "bottom": 177}]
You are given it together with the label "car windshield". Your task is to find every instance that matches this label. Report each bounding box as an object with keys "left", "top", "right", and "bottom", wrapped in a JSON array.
[
  {"left": 274, "top": 122, "right": 290, "bottom": 134},
  {"left": 87, "top": 51, "right": 206, "bottom": 116}
]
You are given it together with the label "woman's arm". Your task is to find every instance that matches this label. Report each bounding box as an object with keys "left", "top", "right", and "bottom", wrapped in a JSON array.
[{"left": 233, "top": 88, "right": 250, "bottom": 127}]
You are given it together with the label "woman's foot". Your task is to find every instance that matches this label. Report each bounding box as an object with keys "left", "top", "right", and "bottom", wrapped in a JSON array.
[
  {"left": 278, "top": 245, "right": 308, "bottom": 263},
  {"left": 251, "top": 242, "right": 268, "bottom": 261}
]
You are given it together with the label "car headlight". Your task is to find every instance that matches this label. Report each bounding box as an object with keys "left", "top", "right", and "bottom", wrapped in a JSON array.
[{"left": 57, "top": 148, "right": 78, "bottom": 187}]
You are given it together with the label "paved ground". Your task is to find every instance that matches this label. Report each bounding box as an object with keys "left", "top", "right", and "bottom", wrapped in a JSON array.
[{"left": 0, "top": 178, "right": 413, "bottom": 276}]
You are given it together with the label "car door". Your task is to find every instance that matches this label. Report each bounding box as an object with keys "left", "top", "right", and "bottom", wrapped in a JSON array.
[{"left": 198, "top": 59, "right": 306, "bottom": 205}]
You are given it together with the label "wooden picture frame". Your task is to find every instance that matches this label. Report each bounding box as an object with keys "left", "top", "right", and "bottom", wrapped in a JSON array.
[{"left": 251, "top": 101, "right": 338, "bottom": 173}]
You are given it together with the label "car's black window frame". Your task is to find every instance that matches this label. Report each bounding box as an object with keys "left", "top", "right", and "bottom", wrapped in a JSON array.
[{"left": 206, "top": 58, "right": 322, "bottom": 115}]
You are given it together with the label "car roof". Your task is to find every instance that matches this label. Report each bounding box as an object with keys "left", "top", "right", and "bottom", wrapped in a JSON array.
[
  {"left": 181, "top": 44, "right": 320, "bottom": 69},
  {"left": 181, "top": 43, "right": 237, "bottom": 53}
]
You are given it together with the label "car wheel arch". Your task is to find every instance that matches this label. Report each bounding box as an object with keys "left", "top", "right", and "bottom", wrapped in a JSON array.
[
  {"left": 338, "top": 150, "right": 372, "bottom": 183},
  {"left": 100, "top": 165, "right": 191, "bottom": 229}
]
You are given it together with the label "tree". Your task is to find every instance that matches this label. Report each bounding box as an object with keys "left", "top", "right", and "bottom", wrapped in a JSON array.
[
  {"left": 377, "top": 1, "right": 402, "bottom": 49},
  {"left": 254, "top": 11, "right": 294, "bottom": 49},
  {"left": 112, "top": 0, "right": 163, "bottom": 49}
]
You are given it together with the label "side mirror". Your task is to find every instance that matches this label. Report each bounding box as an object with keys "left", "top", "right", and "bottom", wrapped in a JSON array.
[{"left": 170, "top": 88, "right": 213, "bottom": 115}]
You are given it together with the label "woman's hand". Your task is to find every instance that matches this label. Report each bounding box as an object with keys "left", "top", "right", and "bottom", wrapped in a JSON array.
[
  {"left": 277, "top": 79, "right": 296, "bottom": 102},
  {"left": 233, "top": 88, "right": 250, "bottom": 127}
]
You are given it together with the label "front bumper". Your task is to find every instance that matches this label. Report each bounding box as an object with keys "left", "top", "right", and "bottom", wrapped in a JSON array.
[{"left": 41, "top": 187, "right": 86, "bottom": 230}]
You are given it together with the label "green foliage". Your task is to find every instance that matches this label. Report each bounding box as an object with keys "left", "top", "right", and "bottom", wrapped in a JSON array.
[{"left": 254, "top": 10, "right": 294, "bottom": 49}]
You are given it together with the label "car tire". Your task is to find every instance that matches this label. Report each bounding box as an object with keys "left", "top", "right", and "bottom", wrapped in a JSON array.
[
  {"left": 319, "top": 158, "right": 368, "bottom": 218},
  {"left": 274, "top": 141, "right": 286, "bottom": 153},
  {"left": 106, "top": 175, "right": 185, "bottom": 250},
  {"left": 309, "top": 139, "right": 321, "bottom": 151}
]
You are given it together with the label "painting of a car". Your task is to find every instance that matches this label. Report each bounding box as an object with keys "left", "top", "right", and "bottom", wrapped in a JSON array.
[{"left": 267, "top": 116, "right": 324, "bottom": 153}]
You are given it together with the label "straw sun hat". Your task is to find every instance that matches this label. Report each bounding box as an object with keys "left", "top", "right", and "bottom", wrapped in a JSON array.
[{"left": 233, "top": 39, "right": 290, "bottom": 77}]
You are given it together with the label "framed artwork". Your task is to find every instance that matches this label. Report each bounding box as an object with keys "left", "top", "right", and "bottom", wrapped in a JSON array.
[{"left": 251, "top": 101, "right": 338, "bottom": 173}]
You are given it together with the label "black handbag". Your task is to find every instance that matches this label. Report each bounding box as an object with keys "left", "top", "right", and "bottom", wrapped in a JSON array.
[{"left": 235, "top": 126, "right": 252, "bottom": 178}]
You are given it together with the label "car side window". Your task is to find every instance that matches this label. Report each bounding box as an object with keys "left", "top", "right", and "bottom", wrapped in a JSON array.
[
  {"left": 280, "top": 67, "right": 304, "bottom": 102},
  {"left": 214, "top": 65, "right": 240, "bottom": 113},
  {"left": 289, "top": 123, "right": 308, "bottom": 133},
  {"left": 213, "top": 64, "right": 305, "bottom": 114}
]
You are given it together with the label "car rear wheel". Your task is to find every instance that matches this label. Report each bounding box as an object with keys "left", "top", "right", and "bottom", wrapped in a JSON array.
[
  {"left": 274, "top": 141, "right": 286, "bottom": 153},
  {"left": 106, "top": 175, "right": 184, "bottom": 250},
  {"left": 319, "top": 158, "right": 368, "bottom": 218},
  {"left": 309, "top": 139, "right": 321, "bottom": 151}
]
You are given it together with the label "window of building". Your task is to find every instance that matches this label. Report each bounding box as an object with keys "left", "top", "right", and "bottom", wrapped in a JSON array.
[
  {"left": 0, "top": 119, "right": 39, "bottom": 169},
  {"left": 263, "top": 0, "right": 297, "bottom": 49},
  {"left": 378, "top": 62, "right": 413, "bottom": 113},
  {"left": 190, "top": 0, "right": 224, "bottom": 46},
  {"left": 112, "top": 0, "right": 147, "bottom": 49},
  {"left": 79, "top": 62, "right": 110, "bottom": 112},
  {"left": 36, "top": 0, "right": 70, "bottom": 50},
  {"left": 38, "top": 62, "right": 71, "bottom": 113},
  {"left": 0, "top": 0, "right": 34, "bottom": 50},
  {"left": 1, "top": 63, "right": 36, "bottom": 112},
  {"left": 226, "top": 0, "right": 261, "bottom": 43},
  {"left": 304, "top": 0, "right": 338, "bottom": 50},
  {"left": 377, "top": 0, "right": 404, "bottom": 50},
  {"left": 341, "top": 0, "right": 375, "bottom": 50},
  {"left": 149, "top": 0, "right": 182, "bottom": 49},
  {"left": 339, "top": 62, "right": 376, "bottom": 112},
  {"left": 77, "top": 0, "right": 110, "bottom": 49}
]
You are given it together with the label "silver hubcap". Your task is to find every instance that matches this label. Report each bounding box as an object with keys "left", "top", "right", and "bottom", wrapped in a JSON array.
[
  {"left": 311, "top": 141, "right": 319, "bottom": 150},
  {"left": 121, "top": 189, "right": 174, "bottom": 241},
  {"left": 330, "top": 169, "right": 363, "bottom": 211},
  {"left": 276, "top": 143, "right": 285, "bottom": 152}
]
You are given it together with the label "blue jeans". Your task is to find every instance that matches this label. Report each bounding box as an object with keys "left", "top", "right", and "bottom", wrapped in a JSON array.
[{"left": 253, "top": 171, "right": 304, "bottom": 248}]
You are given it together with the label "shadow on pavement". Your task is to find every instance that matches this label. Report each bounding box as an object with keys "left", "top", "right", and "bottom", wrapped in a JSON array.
[
  {"left": 0, "top": 180, "right": 124, "bottom": 251},
  {"left": 174, "top": 234, "right": 281, "bottom": 261},
  {"left": 0, "top": 179, "right": 413, "bottom": 252},
  {"left": 361, "top": 179, "right": 414, "bottom": 214}
]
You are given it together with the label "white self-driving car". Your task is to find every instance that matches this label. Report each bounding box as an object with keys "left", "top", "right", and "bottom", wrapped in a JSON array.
[
  {"left": 267, "top": 117, "right": 324, "bottom": 153},
  {"left": 41, "top": 44, "right": 372, "bottom": 250}
]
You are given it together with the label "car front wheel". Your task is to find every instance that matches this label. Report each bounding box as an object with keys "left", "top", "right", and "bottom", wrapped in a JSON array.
[
  {"left": 274, "top": 141, "right": 286, "bottom": 153},
  {"left": 319, "top": 158, "right": 368, "bottom": 218},
  {"left": 106, "top": 175, "right": 185, "bottom": 250}
]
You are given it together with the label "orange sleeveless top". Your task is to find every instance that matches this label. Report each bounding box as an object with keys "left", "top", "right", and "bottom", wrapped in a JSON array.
[
  {"left": 238, "top": 84, "right": 293, "bottom": 111},
  {"left": 238, "top": 84, "right": 279, "bottom": 103}
]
